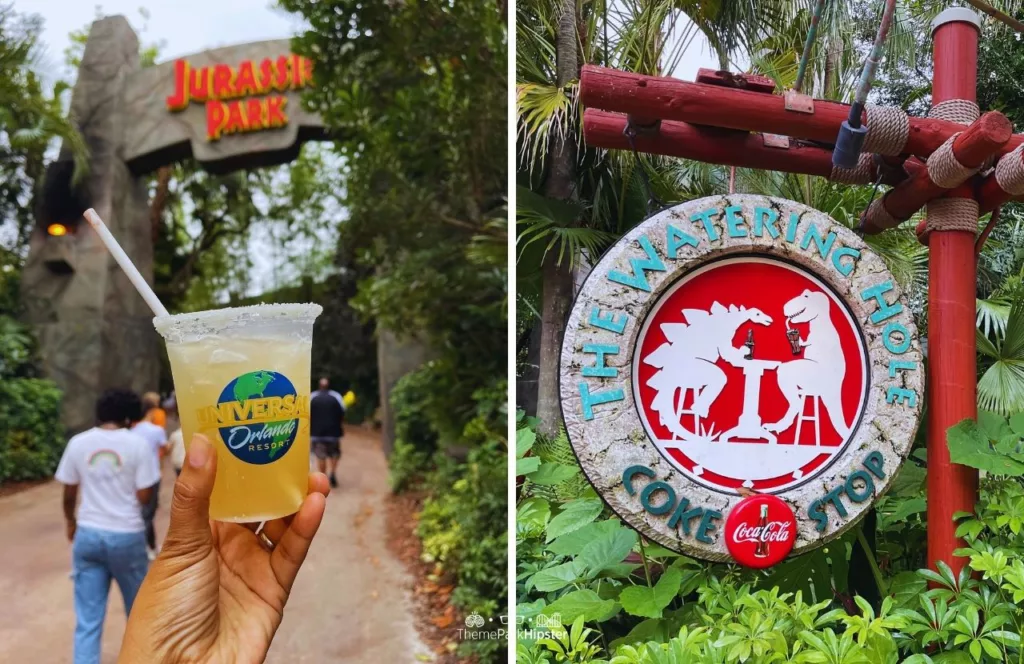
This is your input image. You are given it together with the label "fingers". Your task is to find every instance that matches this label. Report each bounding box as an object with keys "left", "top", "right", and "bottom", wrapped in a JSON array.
[
  {"left": 269, "top": 491, "right": 326, "bottom": 593},
  {"left": 259, "top": 473, "right": 330, "bottom": 545},
  {"left": 162, "top": 434, "right": 217, "bottom": 556},
  {"left": 308, "top": 472, "right": 330, "bottom": 498}
]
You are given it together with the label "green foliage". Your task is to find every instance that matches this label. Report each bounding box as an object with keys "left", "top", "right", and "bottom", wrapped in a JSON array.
[
  {"left": 516, "top": 411, "right": 1024, "bottom": 664},
  {"left": 417, "top": 435, "right": 507, "bottom": 661},
  {"left": 947, "top": 415, "right": 1024, "bottom": 476},
  {"left": 0, "top": 377, "right": 62, "bottom": 483},
  {"left": 0, "top": 313, "right": 61, "bottom": 483}
]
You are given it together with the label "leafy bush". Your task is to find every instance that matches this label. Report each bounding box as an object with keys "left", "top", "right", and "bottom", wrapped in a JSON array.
[
  {"left": 390, "top": 367, "right": 508, "bottom": 661},
  {"left": 515, "top": 410, "right": 1024, "bottom": 664},
  {"left": 0, "top": 315, "right": 63, "bottom": 484},
  {"left": 0, "top": 376, "right": 63, "bottom": 483}
]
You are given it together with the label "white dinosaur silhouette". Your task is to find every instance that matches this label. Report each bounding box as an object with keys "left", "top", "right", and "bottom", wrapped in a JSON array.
[
  {"left": 644, "top": 302, "right": 772, "bottom": 440},
  {"left": 765, "top": 290, "right": 850, "bottom": 438}
]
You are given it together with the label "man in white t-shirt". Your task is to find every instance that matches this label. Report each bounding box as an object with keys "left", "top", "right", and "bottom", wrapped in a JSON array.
[
  {"left": 56, "top": 389, "right": 159, "bottom": 664},
  {"left": 132, "top": 407, "right": 167, "bottom": 557}
]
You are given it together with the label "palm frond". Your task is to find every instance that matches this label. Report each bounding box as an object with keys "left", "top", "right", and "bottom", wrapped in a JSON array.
[
  {"left": 978, "top": 296, "right": 1011, "bottom": 339},
  {"left": 977, "top": 299, "right": 1024, "bottom": 414},
  {"left": 516, "top": 81, "right": 577, "bottom": 175}
]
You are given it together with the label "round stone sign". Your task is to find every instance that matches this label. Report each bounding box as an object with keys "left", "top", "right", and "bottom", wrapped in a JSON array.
[{"left": 560, "top": 195, "right": 923, "bottom": 563}]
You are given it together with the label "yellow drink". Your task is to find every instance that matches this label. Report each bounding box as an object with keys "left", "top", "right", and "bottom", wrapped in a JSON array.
[{"left": 155, "top": 304, "right": 322, "bottom": 522}]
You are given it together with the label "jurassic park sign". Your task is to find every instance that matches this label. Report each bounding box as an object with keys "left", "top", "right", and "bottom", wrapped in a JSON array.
[
  {"left": 165, "top": 54, "right": 314, "bottom": 141},
  {"left": 560, "top": 194, "right": 923, "bottom": 564}
]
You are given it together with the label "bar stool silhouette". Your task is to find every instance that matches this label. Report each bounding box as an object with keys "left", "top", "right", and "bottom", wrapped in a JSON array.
[
  {"left": 794, "top": 392, "right": 822, "bottom": 446},
  {"left": 672, "top": 386, "right": 700, "bottom": 439}
]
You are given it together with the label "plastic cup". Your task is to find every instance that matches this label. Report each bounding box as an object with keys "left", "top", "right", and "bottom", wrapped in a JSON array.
[{"left": 154, "top": 303, "right": 322, "bottom": 522}]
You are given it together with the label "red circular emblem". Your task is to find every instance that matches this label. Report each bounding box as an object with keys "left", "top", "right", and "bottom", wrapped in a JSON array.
[
  {"left": 724, "top": 494, "right": 797, "bottom": 568},
  {"left": 633, "top": 256, "right": 868, "bottom": 494}
]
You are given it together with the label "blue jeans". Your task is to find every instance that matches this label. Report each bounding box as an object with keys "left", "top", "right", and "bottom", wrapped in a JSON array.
[{"left": 72, "top": 526, "right": 149, "bottom": 664}]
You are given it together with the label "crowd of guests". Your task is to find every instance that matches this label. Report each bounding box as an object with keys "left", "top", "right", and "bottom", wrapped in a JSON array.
[{"left": 54, "top": 389, "right": 180, "bottom": 663}]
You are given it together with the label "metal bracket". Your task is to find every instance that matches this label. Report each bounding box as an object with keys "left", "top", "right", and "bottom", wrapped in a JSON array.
[
  {"left": 762, "top": 133, "right": 791, "bottom": 149},
  {"left": 784, "top": 89, "right": 815, "bottom": 114}
]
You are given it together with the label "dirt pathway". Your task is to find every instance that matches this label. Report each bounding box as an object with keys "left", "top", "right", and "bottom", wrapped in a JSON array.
[{"left": 0, "top": 426, "right": 431, "bottom": 663}]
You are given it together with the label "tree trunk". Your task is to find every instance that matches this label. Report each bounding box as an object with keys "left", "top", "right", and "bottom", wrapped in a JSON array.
[{"left": 536, "top": 0, "right": 580, "bottom": 438}]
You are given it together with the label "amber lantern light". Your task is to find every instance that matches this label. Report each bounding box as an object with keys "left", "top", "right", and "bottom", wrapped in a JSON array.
[{"left": 47, "top": 223, "right": 69, "bottom": 237}]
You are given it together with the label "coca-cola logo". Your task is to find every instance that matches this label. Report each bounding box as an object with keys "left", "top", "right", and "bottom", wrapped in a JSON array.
[
  {"left": 732, "top": 521, "right": 792, "bottom": 544},
  {"left": 724, "top": 495, "right": 797, "bottom": 568}
]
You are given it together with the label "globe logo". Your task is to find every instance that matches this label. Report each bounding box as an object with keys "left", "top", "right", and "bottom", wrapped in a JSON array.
[{"left": 216, "top": 370, "right": 303, "bottom": 465}]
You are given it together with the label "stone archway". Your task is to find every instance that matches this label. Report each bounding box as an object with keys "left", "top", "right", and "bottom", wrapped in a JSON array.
[{"left": 21, "top": 16, "right": 421, "bottom": 441}]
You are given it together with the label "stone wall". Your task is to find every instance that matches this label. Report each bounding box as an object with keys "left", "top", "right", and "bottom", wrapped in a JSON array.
[
  {"left": 21, "top": 16, "right": 158, "bottom": 435},
  {"left": 376, "top": 329, "right": 434, "bottom": 456}
]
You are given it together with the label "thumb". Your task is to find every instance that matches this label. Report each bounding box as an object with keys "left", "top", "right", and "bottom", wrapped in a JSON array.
[{"left": 162, "top": 433, "right": 217, "bottom": 556}]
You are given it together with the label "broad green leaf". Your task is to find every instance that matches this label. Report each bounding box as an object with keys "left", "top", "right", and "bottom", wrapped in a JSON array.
[
  {"left": 541, "top": 589, "right": 619, "bottom": 624},
  {"left": 978, "top": 410, "right": 1012, "bottom": 440},
  {"left": 577, "top": 527, "right": 638, "bottom": 576},
  {"left": 1009, "top": 413, "right": 1024, "bottom": 436},
  {"left": 930, "top": 643, "right": 970, "bottom": 661},
  {"left": 529, "top": 462, "right": 579, "bottom": 486},
  {"left": 618, "top": 567, "right": 683, "bottom": 619},
  {"left": 547, "top": 519, "right": 624, "bottom": 556},
  {"left": 641, "top": 543, "right": 683, "bottom": 559},
  {"left": 889, "top": 496, "right": 927, "bottom": 522},
  {"left": 595, "top": 563, "right": 640, "bottom": 579},
  {"left": 530, "top": 560, "right": 583, "bottom": 592},
  {"left": 889, "top": 571, "right": 927, "bottom": 608},
  {"left": 546, "top": 498, "right": 604, "bottom": 542},
  {"left": 517, "top": 599, "right": 547, "bottom": 623},
  {"left": 518, "top": 497, "right": 551, "bottom": 531},
  {"left": 947, "top": 419, "right": 1024, "bottom": 476},
  {"left": 902, "top": 656, "right": 935, "bottom": 664},
  {"left": 516, "top": 427, "right": 536, "bottom": 458},
  {"left": 886, "top": 462, "right": 926, "bottom": 498},
  {"left": 517, "top": 456, "right": 541, "bottom": 476}
]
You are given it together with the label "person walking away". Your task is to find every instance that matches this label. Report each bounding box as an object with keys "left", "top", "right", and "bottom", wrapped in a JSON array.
[
  {"left": 310, "top": 377, "right": 345, "bottom": 488},
  {"left": 167, "top": 426, "right": 185, "bottom": 476},
  {"left": 141, "top": 391, "right": 166, "bottom": 428},
  {"left": 55, "top": 389, "right": 159, "bottom": 664},
  {"left": 132, "top": 402, "right": 167, "bottom": 558}
]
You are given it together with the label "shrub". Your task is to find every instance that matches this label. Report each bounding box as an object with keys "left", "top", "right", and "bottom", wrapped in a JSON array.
[
  {"left": 515, "top": 410, "right": 1024, "bottom": 664},
  {"left": 390, "top": 365, "right": 508, "bottom": 662},
  {"left": 0, "top": 377, "right": 63, "bottom": 483}
]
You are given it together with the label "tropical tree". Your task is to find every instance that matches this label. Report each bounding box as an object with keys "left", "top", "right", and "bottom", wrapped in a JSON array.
[{"left": 516, "top": 0, "right": 1024, "bottom": 430}]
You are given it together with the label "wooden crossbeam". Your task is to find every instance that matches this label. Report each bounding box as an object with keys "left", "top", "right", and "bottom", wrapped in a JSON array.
[
  {"left": 583, "top": 109, "right": 907, "bottom": 185},
  {"left": 580, "top": 65, "right": 1024, "bottom": 160}
]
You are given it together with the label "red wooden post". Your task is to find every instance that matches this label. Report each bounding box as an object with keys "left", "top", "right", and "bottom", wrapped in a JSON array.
[{"left": 926, "top": 7, "right": 981, "bottom": 576}]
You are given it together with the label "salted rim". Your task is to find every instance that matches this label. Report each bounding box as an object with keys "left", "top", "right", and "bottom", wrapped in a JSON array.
[{"left": 153, "top": 303, "right": 322, "bottom": 341}]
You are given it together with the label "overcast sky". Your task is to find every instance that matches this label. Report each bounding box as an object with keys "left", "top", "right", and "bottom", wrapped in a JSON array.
[{"left": 26, "top": 0, "right": 303, "bottom": 76}]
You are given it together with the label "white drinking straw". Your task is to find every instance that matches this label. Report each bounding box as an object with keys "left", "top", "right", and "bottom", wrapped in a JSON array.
[{"left": 82, "top": 208, "right": 170, "bottom": 317}]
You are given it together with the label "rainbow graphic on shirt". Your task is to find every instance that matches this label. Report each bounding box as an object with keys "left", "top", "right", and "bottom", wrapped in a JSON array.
[{"left": 87, "top": 449, "right": 123, "bottom": 469}]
